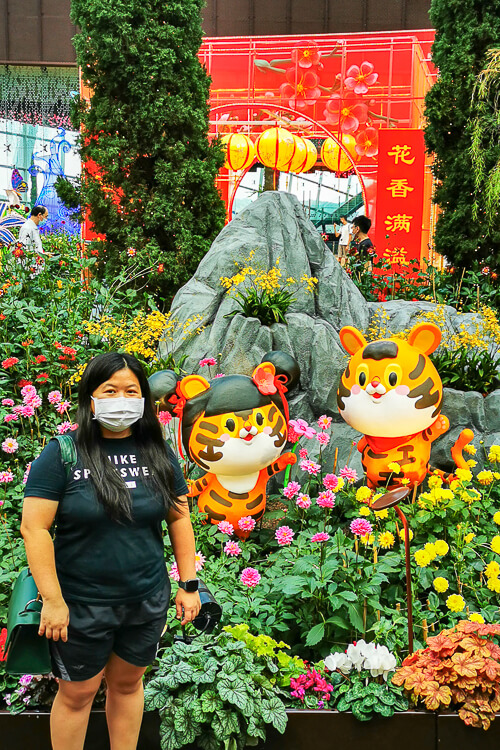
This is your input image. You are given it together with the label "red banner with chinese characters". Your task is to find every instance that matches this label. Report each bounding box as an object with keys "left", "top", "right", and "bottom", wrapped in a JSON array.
[{"left": 374, "top": 129, "right": 425, "bottom": 268}]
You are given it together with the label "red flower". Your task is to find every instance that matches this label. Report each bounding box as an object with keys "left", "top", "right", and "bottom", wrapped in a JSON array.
[
  {"left": 280, "top": 68, "right": 321, "bottom": 110},
  {"left": 12, "top": 247, "right": 24, "bottom": 258},
  {"left": 34, "top": 355, "right": 47, "bottom": 364},
  {"left": 54, "top": 342, "right": 62, "bottom": 349},
  {"left": 91, "top": 249, "right": 99, "bottom": 256},
  {"left": 60, "top": 364, "right": 68, "bottom": 370},
  {"left": 344, "top": 61, "right": 378, "bottom": 95},
  {"left": 355, "top": 127, "right": 379, "bottom": 157},
  {"left": 63, "top": 346, "right": 76, "bottom": 360},
  {"left": 2, "top": 357, "right": 19, "bottom": 369},
  {"left": 157, "top": 264, "right": 165, "bottom": 273},
  {"left": 291, "top": 42, "right": 321, "bottom": 69},
  {"left": 36, "top": 372, "right": 49, "bottom": 382},
  {"left": 0, "top": 627, "right": 7, "bottom": 661},
  {"left": 0, "top": 315, "right": 5, "bottom": 321},
  {"left": 252, "top": 365, "right": 277, "bottom": 395},
  {"left": 324, "top": 93, "right": 368, "bottom": 134},
  {"left": 18, "top": 380, "right": 33, "bottom": 387}
]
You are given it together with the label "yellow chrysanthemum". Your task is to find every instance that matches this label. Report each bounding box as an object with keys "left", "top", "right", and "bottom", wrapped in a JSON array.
[
  {"left": 378, "top": 532, "right": 395, "bottom": 549},
  {"left": 464, "top": 443, "right": 476, "bottom": 455},
  {"left": 414, "top": 549, "right": 431, "bottom": 567},
  {"left": 446, "top": 594, "right": 466, "bottom": 612},
  {"left": 477, "top": 470, "right": 494, "bottom": 486},
  {"left": 356, "top": 486, "right": 372, "bottom": 504},
  {"left": 428, "top": 475, "right": 443, "bottom": 489},
  {"left": 336, "top": 477, "right": 345, "bottom": 491},
  {"left": 485, "top": 561, "right": 500, "bottom": 578},
  {"left": 433, "top": 577, "right": 449, "bottom": 593},
  {"left": 493, "top": 511, "right": 500, "bottom": 525},
  {"left": 456, "top": 468, "right": 472, "bottom": 482},
  {"left": 488, "top": 445, "right": 500, "bottom": 463},
  {"left": 400, "top": 477, "right": 410, "bottom": 485},
  {"left": 487, "top": 577, "right": 500, "bottom": 592},
  {"left": 464, "top": 532, "right": 475, "bottom": 544},
  {"left": 491, "top": 536, "right": 500, "bottom": 555},
  {"left": 359, "top": 506, "right": 371, "bottom": 517},
  {"left": 449, "top": 480, "right": 460, "bottom": 492},
  {"left": 469, "top": 613, "right": 485, "bottom": 624},
  {"left": 467, "top": 459, "right": 477, "bottom": 468},
  {"left": 424, "top": 543, "right": 438, "bottom": 560},
  {"left": 374, "top": 508, "right": 389, "bottom": 519},
  {"left": 399, "top": 528, "right": 414, "bottom": 542},
  {"left": 361, "top": 533, "right": 375, "bottom": 545},
  {"left": 388, "top": 462, "right": 401, "bottom": 473},
  {"left": 434, "top": 540, "right": 449, "bottom": 557}
]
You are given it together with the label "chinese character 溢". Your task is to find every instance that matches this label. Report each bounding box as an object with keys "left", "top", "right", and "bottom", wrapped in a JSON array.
[
  {"left": 387, "top": 145, "right": 415, "bottom": 165},
  {"left": 384, "top": 214, "right": 413, "bottom": 233},
  {"left": 383, "top": 247, "right": 409, "bottom": 265},
  {"left": 386, "top": 179, "right": 414, "bottom": 198}
]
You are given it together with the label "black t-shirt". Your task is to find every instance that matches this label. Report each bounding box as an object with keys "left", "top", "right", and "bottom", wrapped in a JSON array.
[
  {"left": 24, "top": 434, "right": 188, "bottom": 605},
  {"left": 354, "top": 237, "right": 374, "bottom": 260}
]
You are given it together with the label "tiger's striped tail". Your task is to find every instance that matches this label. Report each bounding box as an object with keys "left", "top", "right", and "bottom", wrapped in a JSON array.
[{"left": 428, "top": 428, "right": 475, "bottom": 483}]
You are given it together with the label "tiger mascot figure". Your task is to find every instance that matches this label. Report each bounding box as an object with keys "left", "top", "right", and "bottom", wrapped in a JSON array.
[
  {"left": 337, "top": 322, "right": 474, "bottom": 489},
  {"left": 148, "top": 351, "right": 300, "bottom": 537}
]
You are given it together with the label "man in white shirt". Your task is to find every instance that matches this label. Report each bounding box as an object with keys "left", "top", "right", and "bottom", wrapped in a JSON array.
[
  {"left": 334, "top": 215, "right": 351, "bottom": 265},
  {"left": 18, "top": 206, "right": 49, "bottom": 255}
]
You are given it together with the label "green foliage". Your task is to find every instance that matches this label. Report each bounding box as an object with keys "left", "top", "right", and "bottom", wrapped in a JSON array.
[
  {"left": 225, "top": 286, "right": 297, "bottom": 326},
  {"left": 424, "top": 0, "right": 500, "bottom": 267},
  {"left": 144, "top": 632, "right": 288, "bottom": 750},
  {"left": 430, "top": 346, "right": 500, "bottom": 393},
  {"left": 334, "top": 675, "right": 408, "bottom": 720},
  {"left": 68, "top": 0, "right": 226, "bottom": 303}
]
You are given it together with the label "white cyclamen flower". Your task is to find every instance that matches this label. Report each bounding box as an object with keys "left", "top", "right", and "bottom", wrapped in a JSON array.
[{"left": 324, "top": 652, "right": 352, "bottom": 674}]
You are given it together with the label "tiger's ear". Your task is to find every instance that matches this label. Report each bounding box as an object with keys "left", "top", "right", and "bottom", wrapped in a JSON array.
[
  {"left": 407, "top": 323, "right": 441, "bottom": 355},
  {"left": 340, "top": 326, "right": 367, "bottom": 355},
  {"left": 177, "top": 375, "right": 210, "bottom": 400}
]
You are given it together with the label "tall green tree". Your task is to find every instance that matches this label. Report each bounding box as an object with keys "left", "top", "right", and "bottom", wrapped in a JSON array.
[
  {"left": 424, "top": 0, "right": 500, "bottom": 267},
  {"left": 68, "top": 0, "right": 226, "bottom": 302}
]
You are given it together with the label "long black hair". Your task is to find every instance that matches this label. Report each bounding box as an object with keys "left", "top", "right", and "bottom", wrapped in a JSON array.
[{"left": 76, "top": 352, "right": 179, "bottom": 522}]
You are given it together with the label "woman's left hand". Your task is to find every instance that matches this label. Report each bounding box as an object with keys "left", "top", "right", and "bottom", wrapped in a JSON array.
[{"left": 175, "top": 589, "right": 201, "bottom": 626}]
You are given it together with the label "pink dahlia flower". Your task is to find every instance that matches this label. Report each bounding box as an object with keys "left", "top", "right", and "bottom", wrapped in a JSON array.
[
  {"left": 240, "top": 567, "right": 261, "bottom": 588},
  {"left": 26, "top": 395, "right": 42, "bottom": 409},
  {"left": 275, "top": 525, "right": 295, "bottom": 546},
  {"left": 0, "top": 470, "right": 14, "bottom": 483},
  {"left": 350, "top": 518, "right": 373, "bottom": 536},
  {"left": 19, "top": 405, "right": 35, "bottom": 418},
  {"left": 340, "top": 466, "right": 358, "bottom": 483},
  {"left": 283, "top": 481, "right": 301, "bottom": 499},
  {"left": 238, "top": 516, "right": 256, "bottom": 532},
  {"left": 56, "top": 422, "right": 72, "bottom": 434},
  {"left": 317, "top": 415, "right": 332, "bottom": 430},
  {"left": 311, "top": 532, "right": 330, "bottom": 543},
  {"left": 296, "top": 493, "right": 311, "bottom": 509},
  {"left": 48, "top": 390, "right": 63, "bottom": 405},
  {"left": 224, "top": 540, "right": 242, "bottom": 557},
  {"left": 195, "top": 551, "right": 206, "bottom": 571},
  {"left": 1, "top": 398, "right": 14, "bottom": 407},
  {"left": 217, "top": 520, "right": 234, "bottom": 535},
  {"left": 21, "top": 385, "right": 37, "bottom": 400},
  {"left": 199, "top": 357, "right": 217, "bottom": 367},
  {"left": 298, "top": 448, "right": 308, "bottom": 459},
  {"left": 317, "top": 490, "right": 336, "bottom": 508},
  {"left": 316, "top": 432, "right": 330, "bottom": 446},
  {"left": 323, "top": 474, "right": 339, "bottom": 491},
  {"left": 299, "top": 459, "right": 321, "bottom": 476},
  {"left": 56, "top": 401, "right": 71, "bottom": 414},
  {"left": 4, "top": 414, "right": 18, "bottom": 423},
  {"left": 158, "top": 411, "right": 172, "bottom": 425},
  {"left": 2, "top": 438, "right": 18, "bottom": 453}
]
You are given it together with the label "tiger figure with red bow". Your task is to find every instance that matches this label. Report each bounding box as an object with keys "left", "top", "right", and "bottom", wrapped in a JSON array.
[
  {"left": 337, "top": 322, "right": 474, "bottom": 489},
  {"left": 149, "top": 351, "right": 300, "bottom": 537}
]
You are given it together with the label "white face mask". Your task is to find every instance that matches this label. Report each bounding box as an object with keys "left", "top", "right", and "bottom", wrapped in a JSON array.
[{"left": 92, "top": 396, "right": 144, "bottom": 433}]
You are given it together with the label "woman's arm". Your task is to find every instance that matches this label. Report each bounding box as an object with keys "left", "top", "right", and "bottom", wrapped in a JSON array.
[
  {"left": 21, "top": 497, "right": 69, "bottom": 642},
  {"left": 166, "top": 496, "right": 201, "bottom": 626}
]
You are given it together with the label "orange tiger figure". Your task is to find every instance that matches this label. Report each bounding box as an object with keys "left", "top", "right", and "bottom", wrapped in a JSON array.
[
  {"left": 337, "top": 322, "right": 474, "bottom": 489},
  {"left": 149, "top": 351, "right": 300, "bottom": 537}
]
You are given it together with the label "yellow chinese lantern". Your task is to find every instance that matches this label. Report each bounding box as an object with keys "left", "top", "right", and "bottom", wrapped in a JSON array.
[
  {"left": 321, "top": 134, "right": 357, "bottom": 173},
  {"left": 282, "top": 135, "right": 307, "bottom": 174},
  {"left": 221, "top": 134, "right": 255, "bottom": 171},
  {"left": 256, "top": 127, "right": 295, "bottom": 171},
  {"left": 297, "top": 138, "right": 318, "bottom": 173}
]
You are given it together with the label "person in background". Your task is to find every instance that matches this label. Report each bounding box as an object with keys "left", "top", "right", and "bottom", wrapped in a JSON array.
[
  {"left": 351, "top": 215, "right": 375, "bottom": 266},
  {"left": 18, "top": 205, "right": 49, "bottom": 255},
  {"left": 333, "top": 215, "right": 352, "bottom": 265}
]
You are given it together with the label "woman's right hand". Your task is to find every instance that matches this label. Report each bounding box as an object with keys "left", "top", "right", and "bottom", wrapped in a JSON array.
[{"left": 39, "top": 597, "right": 70, "bottom": 642}]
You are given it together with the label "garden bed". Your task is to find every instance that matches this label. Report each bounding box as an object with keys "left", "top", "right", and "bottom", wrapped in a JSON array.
[{"left": 2, "top": 709, "right": 500, "bottom": 750}]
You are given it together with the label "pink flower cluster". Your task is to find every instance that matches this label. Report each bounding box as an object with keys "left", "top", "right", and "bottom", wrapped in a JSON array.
[
  {"left": 290, "top": 669, "right": 334, "bottom": 702},
  {"left": 317, "top": 415, "right": 332, "bottom": 430},
  {"left": 158, "top": 411, "right": 172, "bottom": 426},
  {"left": 275, "top": 525, "right": 295, "bottom": 546},
  {"left": 283, "top": 481, "right": 301, "bottom": 499},
  {"left": 339, "top": 466, "right": 358, "bottom": 483},
  {"left": 240, "top": 567, "right": 261, "bottom": 588},
  {"left": 300, "top": 459, "right": 321, "bottom": 476},
  {"left": 316, "top": 432, "right": 330, "bottom": 446},
  {"left": 323, "top": 474, "right": 339, "bottom": 491},
  {"left": 316, "top": 490, "right": 336, "bottom": 509},
  {"left": 217, "top": 520, "right": 234, "bottom": 535},
  {"left": 238, "top": 516, "right": 256, "bottom": 532},
  {"left": 296, "top": 493, "right": 311, "bottom": 509},
  {"left": 224, "top": 540, "right": 242, "bottom": 557},
  {"left": 350, "top": 518, "right": 373, "bottom": 536}
]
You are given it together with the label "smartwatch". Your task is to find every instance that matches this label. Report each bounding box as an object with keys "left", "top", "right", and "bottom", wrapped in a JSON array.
[{"left": 178, "top": 578, "right": 199, "bottom": 592}]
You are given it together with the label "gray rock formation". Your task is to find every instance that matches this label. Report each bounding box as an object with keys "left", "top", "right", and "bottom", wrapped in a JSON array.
[{"left": 160, "top": 190, "right": 499, "bottom": 474}]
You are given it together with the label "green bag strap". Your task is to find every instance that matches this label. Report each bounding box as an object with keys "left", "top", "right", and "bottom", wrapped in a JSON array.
[{"left": 52, "top": 434, "right": 77, "bottom": 480}]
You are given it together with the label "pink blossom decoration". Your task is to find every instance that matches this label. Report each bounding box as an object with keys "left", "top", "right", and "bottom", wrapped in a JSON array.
[
  {"left": 169, "top": 562, "right": 180, "bottom": 581},
  {"left": 2, "top": 399, "right": 14, "bottom": 407},
  {"left": 296, "top": 493, "right": 311, "bottom": 509},
  {"left": 48, "top": 391, "right": 63, "bottom": 405},
  {"left": 224, "top": 540, "right": 242, "bottom": 557},
  {"left": 199, "top": 357, "right": 217, "bottom": 367},
  {"left": 56, "top": 422, "right": 73, "bottom": 434},
  {"left": 2, "top": 438, "right": 18, "bottom": 453},
  {"left": 158, "top": 411, "right": 172, "bottom": 425},
  {"left": 4, "top": 414, "right": 18, "bottom": 423},
  {"left": 289, "top": 418, "right": 316, "bottom": 439},
  {"left": 355, "top": 127, "right": 379, "bottom": 158},
  {"left": 240, "top": 567, "right": 261, "bottom": 588},
  {"left": 252, "top": 365, "right": 277, "bottom": 395},
  {"left": 344, "top": 61, "right": 379, "bottom": 95},
  {"left": 317, "top": 415, "right": 332, "bottom": 430},
  {"left": 275, "top": 525, "right": 295, "bottom": 546},
  {"left": 56, "top": 401, "right": 71, "bottom": 414},
  {"left": 299, "top": 459, "right": 321, "bottom": 476},
  {"left": 238, "top": 516, "right": 256, "bottom": 532},
  {"left": 291, "top": 42, "right": 321, "bottom": 68},
  {"left": 317, "top": 490, "right": 336, "bottom": 508},
  {"left": 283, "top": 481, "right": 301, "bottom": 499},
  {"left": 316, "top": 432, "right": 330, "bottom": 446},
  {"left": 323, "top": 474, "right": 339, "bottom": 491},
  {"left": 340, "top": 466, "right": 358, "bottom": 483},
  {"left": 217, "top": 520, "right": 234, "bottom": 535},
  {"left": 280, "top": 68, "right": 321, "bottom": 110},
  {"left": 298, "top": 448, "right": 308, "bottom": 460},
  {"left": 350, "top": 518, "right": 373, "bottom": 536},
  {"left": 323, "top": 93, "right": 368, "bottom": 134},
  {"left": 311, "top": 532, "right": 330, "bottom": 543}
]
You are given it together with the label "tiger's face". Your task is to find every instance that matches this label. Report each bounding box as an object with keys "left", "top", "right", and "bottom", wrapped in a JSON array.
[
  {"left": 188, "top": 403, "right": 287, "bottom": 475},
  {"left": 337, "top": 323, "right": 443, "bottom": 438}
]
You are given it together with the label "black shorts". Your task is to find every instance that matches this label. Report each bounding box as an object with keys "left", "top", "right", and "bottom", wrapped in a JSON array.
[{"left": 50, "top": 582, "right": 170, "bottom": 682}]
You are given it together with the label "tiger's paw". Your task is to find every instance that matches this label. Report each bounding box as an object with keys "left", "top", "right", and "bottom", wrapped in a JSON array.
[{"left": 280, "top": 452, "right": 297, "bottom": 467}]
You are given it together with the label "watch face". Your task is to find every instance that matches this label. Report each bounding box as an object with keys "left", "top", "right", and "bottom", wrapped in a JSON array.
[{"left": 184, "top": 579, "right": 199, "bottom": 592}]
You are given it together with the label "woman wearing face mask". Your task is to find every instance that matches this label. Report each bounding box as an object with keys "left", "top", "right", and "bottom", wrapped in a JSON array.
[{"left": 21, "top": 352, "right": 200, "bottom": 750}]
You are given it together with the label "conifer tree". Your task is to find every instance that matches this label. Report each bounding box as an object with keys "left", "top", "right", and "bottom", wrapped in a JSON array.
[
  {"left": 69, "top": 0, "right": 226, "bottom": 300},
  {"left": 424, "top": 0, "right": 500, "bottom": 267}
]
